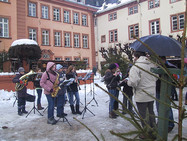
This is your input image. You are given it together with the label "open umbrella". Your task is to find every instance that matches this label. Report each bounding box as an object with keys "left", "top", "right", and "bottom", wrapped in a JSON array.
[{"left": 129, "top": 35, "right": 182, "bottom": 56}]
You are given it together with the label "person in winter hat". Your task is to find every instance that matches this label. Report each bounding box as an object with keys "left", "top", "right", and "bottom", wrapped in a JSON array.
[
  {"left": 56, "top": 64, "right": 68, "bottom": 118},
  {"left": 33, "top": 68, "right": 44, "bottom": 110},
  {"left": 12, "top": 67, "right": 28, "bottom": 116},
  {"left": 104, "top": 63, "right": 121, "bottom": 118},
  {"left": 40, "top": 62, "right": 58, "bottom": 125}
]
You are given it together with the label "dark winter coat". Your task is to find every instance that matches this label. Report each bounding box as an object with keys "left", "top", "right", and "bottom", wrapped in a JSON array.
[
  {"left": 33, "top": 73, "right": 42, "bottom": 88},
  {"left": 40, "top": 62, "right": 57, "bottom": 95},
  {"left": 104, "top": 69, "right": 120, "bottom": 89},
  {"left": 12, "top": 74, "right": 27, "bottom": 97},
  {"left": 66, "top": 72, "right": 78, "bottom": 92},
  {"left": 120, "top": 80, "right": 133, "bottom": 97},
  {"left": 57, "top": 71, "right": 66, "bottom": 95}
]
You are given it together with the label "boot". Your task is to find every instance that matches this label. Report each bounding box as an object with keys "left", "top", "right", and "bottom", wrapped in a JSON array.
[
  {"left": 76, "top": 105, "right": 82, "bottom": 115},
  {"left": 37, "top": 104, "right": 44, "bottom": 110},
  {"left": 22, "top": 106, "right": 28, "bottom": 114},
  {"left": 109, "top": 111, "right": 117, "bottom": 119},
  {"left": 70, "top": 105, "right": 76, "bottom": 114},
  {"left": 18, "top": 106, "right": 22, "bottom": 116},
  {"left": 47, "top": 117, "right": 57, "bottom": 125}
]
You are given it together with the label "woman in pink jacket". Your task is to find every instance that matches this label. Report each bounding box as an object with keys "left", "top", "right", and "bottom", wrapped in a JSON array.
[{"left": 40, "top": 62, "right": 58, "bottom": 125}]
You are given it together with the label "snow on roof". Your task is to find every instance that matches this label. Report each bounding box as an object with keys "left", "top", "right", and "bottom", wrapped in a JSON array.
[
  {"left": 11, "top": 39, "right": 38, "bottom": 47},
  {"left": 97, "top": 0, "right": 136, "bottom": 13}
]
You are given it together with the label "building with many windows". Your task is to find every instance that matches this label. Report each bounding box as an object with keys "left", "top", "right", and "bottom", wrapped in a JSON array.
[
  {"left": 0, "top": 0, "right": 98, "bottom": 70},
  {"left": 95, "top": 0, "right": 186, "bottom": 70}
]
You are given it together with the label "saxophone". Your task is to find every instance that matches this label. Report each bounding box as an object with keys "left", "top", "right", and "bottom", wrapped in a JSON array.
[{"left": 51, "top": 72, "right": 61, "bottom": 97}]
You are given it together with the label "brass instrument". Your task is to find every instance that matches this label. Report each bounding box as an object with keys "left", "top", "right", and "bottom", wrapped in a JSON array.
[
  {"left": 51, "top": 72, "right": 61, "bottom": 97},
  {"left": 15, "top": 70, "right": 36, "bottom": 91}
]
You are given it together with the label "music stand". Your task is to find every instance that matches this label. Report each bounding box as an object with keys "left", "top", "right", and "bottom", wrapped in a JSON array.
[
  {"left": 86, "top": 74, "right": 98, "bottom": 107},
  {"left": 82, "top": 72, "right": 95, "bottom": 119},
  {"left": 26, "top": 88, "right": 43, "bottom": 118},
  {"left": 13, "top": 92, "right": 18, "bottom": 107},
  {"left": 57, "top": 116, "right": 71, "bottom": 126}
]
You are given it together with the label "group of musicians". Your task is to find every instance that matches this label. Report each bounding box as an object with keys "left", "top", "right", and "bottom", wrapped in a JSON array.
[{"left": 13, "top": 62, "right": 82, "bottom": 125}]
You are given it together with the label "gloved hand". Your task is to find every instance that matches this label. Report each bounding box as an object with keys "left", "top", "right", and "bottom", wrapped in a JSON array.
[
  {"left": 50, "top": 89, "right": 53, "bottom": 93},
  {"left": 20, "top": 80, "right": 23, "bottom": 84}
]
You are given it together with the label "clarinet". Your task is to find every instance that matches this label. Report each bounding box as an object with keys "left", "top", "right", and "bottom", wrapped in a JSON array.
[{"left": 74, "top": 72, "right": 81, "bottom": 90}]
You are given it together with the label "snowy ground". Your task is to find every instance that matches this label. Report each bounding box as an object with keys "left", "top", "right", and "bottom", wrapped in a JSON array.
[{"left": 0, "top": 74, "right": 187, "bottom": 141}]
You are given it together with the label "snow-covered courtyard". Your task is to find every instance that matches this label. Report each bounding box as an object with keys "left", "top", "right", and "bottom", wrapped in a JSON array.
[{"left": 0, "top": 74, "right": 187, "bottom": 141}]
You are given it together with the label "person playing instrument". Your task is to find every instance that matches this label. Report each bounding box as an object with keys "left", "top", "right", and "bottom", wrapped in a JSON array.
[
  {"left": 40, "top": 62, "right": 58, "bottom": 125},
  {"left": 12, "top": 67, "right": 28, "bottom": 116},
  {"left": 104, "top": 63, "right": 121, "bottom": 118},
  {"left": 33, "top": 68, "right": 44, "bottom": 110},
  {"left": 66, "top": 65, "right": 82, "bottom": 115},
  {"left": 56, "top": 64, "right": 67, "bottom": 118}
]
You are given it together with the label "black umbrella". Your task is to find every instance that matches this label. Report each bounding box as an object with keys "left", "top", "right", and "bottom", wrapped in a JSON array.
[{"left": 129, "top": 35, "right": 182, "bottom": 56}]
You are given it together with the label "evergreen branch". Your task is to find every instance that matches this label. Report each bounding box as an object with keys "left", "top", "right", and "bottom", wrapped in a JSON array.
[
  {"left": 73, "top": 117, "right": 100, "bottom": 141},
  {"left": 172, "top": 134, "right": 178, "bottom": 141},
  {"left": 110, "top": 131, "right": 140, "bottom": 141}
]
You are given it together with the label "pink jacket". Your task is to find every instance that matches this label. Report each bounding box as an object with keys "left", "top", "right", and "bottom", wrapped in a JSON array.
[{"left": 40, "top": 62, "right": 57, "bottom": 95}]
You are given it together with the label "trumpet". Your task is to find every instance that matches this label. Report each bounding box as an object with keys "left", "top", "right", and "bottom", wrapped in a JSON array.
[{"left": 15, "top": 70, "right": 36, "bottom": 91}]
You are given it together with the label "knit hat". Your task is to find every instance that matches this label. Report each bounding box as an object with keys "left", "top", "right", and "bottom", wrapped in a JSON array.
[
  {"left": 108, "top": 63, "right": 117, "bottom": 70},
  {"left": 18, "top": 67, "right": 25, "bottom": 72},
  {"left": 56, "top": 64, "right": 63, "bottom": 71},
  {"left": 114, "top": 63, "right": 119, "bottom": 68}
]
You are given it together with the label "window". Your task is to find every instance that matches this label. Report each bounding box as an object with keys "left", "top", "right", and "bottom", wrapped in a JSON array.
[
  {"left": 64, "top": 10, "right": 70, "bottom": 23},
  {"left": 109, "top": 29, "right": 118, "bottom": 43},
  {"left": 108, "top": 12, "right": 117, "bottom": 21},
  {"left": 129, "top": 24, "right": 139, "bottom": 40},
  {"left": 148, "top": 0, "right": 159, "bottom": 9},
  {"left": 53, "top": 8, "right": 60, "bottom": 21},
  {"left": 29, "top": 28, "right": 37, "bottom": 41},
  {"left": 41, "top": 5, "right": 49, "bottom": 19},
  {"left": 74, "top": 57, "right": 80, "bottom": 61},
  {"left": 0, "top": 0, "right": 8, "bottom": 2},
  {"left": 43, "top": 54, "right": 50, "bottom": 59},
  {"left": 0, "top": 17, "right": 9, "bottom": 38},
  {"left": 149, "top": 19, "right": 160, "bottom": 34},
  {"left": 54, "top": 32, "right": 61, "bottom": 46},
  {"left": 170, "top": 0, "right": 181, "bottom": 3},
  {"left": 28, "top": 2, "right": 36, "bottom": 17},
  {"left": 101, "top": 35, "right": 106, "bottom": 43},
  {"left": 64, "top": 32, "right": 71, "bottom": 47},
  {"left": 82, "top": 14, "right": 87, "bottom": 26},
  {"left": 128, "top": 5, "right": 138, "bottom": 15},
  {"left": 42, "top": 30, "right": 49, "bottom": 45},
  {"left": 65, "top": 57, "right": 71, "bottom": 61},
  {"left": 55, "top": 57, "right": 62, "bottom": 61},
  {"left": 83, "top": 58, "right": 89, "bottom": 68},
  {"left": 73, "top": 12, "right": 79, "bottom": 24},
  {"left": 171, "top": 13, "right": 184, "bottom": 32},
  {"left": 83, "top": 35, "right": 88, "bottom": 48},
  {"left": 74, "top": 34, "right": 80, "bottom": 48}
]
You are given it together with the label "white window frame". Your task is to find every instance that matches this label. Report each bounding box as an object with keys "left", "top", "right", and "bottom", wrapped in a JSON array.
[
  {"left": 43, "top": 54, "right": 50, "bottom": 59},
  {"left": 53, "top": 8, "right": 60, "bottom": 21},
  {"left": 54, "top": 32, "right": 61, "bottom": 46},
  {"left": 73, "top": 12, "right": 79, "bottom": 24},
  {"left": 82, "top": 14, "right": 87, "bottom": 26},
  {"left": 150, "top": 20, "right": 160, "bottom": 34},
  {"left": 42, "top": 30, "right": 49, "bottom": 45},
  {"left": 83, "top": 58, "right": 89, "bottom": 68},
  {"left": 171, "top": 14, "right": 184, "bottom": 31},
  {"left": 29, "top": 2, "right": 36, "bottom": 17},
  {"left": 149, "top": 0, "right": 159, "bottom": 9},
  {"left": 0, "top": 0, "right": 8, "bottom": 2},
  {"left": 42, "top": 5, "right": 49, "bottom": 19},
  {"left": 64, "top": 32, "right": 71, "bottom": 47},
  {"left": 129, "top": 24, "right": 139, "bottom": 39},
  {"left": 83, "top": 35, "right": 88, "bottom": 48},
  {"left": 29, "top": 28, "right": 37, "bottom": 41},
  {"left": 74, "top": 57, "right": 80, "bottom": 61},
  {"left": 0, "top": 17, "right": 9, "bottom": 38},
  {"left": 64, "top": 10, "right": 70, "bottom": 23},
  {"left": 74, "top": 34, "right": 80, "bottom": 48},
  {"left": 55, "top": 57, "right": 62, "bottom": 61},
  {"left": 65, "top": 57, "right": 71, "bottom": 61},
  {"left": 109, "top": 30, "right": 118, "bottom": 42}
]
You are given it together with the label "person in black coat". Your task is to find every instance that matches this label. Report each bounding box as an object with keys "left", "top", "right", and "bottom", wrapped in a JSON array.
[
  {"left": 119, "top": 65, "right": 134, "bottom": 115},
  {"left": 104, "top": 63, "right": 121, "bottom": 118},
  {"left": 66, "top": 65, "right": 81, "bottom": 115},
  {"left": 33, "top": 68, "right": 44, "bottom": 110},
  {"left": 12, "top": 67, "right": 28, "bottom": 116}
]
